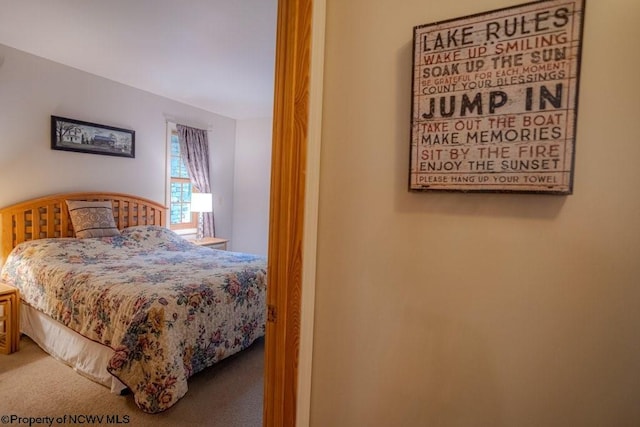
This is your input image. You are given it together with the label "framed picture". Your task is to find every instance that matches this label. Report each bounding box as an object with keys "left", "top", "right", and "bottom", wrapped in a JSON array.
[
  {"left": 409, "top": 0, "right": 586, "bottom": 194},
  {"left": 51, "top": 116, "right": 135, "bottom": 158}
]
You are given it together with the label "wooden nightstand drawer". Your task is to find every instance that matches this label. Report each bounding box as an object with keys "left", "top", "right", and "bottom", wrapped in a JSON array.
[{"left": 0, "top": 282, "right": 20, "bottom": 354}]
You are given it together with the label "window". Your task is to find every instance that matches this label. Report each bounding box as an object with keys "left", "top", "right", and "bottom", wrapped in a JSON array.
[{"left": 169, "top": 131, "right": 197, "bottom": 230}]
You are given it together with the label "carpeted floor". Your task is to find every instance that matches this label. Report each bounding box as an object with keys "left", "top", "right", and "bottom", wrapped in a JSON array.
[{"left": 0, "top": 336, "right": 264, "bottom": 426}]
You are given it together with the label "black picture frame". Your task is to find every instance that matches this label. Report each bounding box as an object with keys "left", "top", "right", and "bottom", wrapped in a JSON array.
[{"left": 51, "top": 116, "right": 135, "bottom": 158}]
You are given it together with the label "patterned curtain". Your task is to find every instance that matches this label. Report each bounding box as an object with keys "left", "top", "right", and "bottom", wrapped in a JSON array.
[{"left": 176, "top": 124, "right": 215, "bottom": 237}]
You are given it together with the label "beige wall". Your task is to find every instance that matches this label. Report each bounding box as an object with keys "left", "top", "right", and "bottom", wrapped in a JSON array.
[
  {"left": 311, "top": 0, "right": 640, "bottom": 425},
  {"left": 232, "top": 118, "right": 273, "bottom": 255}
]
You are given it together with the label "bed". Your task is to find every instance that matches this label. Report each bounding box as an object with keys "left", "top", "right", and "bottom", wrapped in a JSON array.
[{"left": 0, "top": 192, "right": 267, "bottom": 413}]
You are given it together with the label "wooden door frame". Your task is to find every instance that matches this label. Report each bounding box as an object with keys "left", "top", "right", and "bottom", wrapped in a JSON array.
[{"left": 264, "top": 0, "right": 321, "bottom": 425}]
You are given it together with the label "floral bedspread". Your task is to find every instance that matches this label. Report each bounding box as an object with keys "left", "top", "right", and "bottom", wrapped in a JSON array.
[{"left": 0, "top": 226, "right": 267, "bottom": 413}]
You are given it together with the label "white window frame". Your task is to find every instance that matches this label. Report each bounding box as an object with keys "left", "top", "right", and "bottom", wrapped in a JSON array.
[{"left": 165, "top": 122, "right": 197, "bottom": 235}]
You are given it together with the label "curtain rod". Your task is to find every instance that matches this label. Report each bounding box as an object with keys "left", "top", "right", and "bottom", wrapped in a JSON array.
[{"left": 164, "top": 117, "right": 212, "bottom": 132}]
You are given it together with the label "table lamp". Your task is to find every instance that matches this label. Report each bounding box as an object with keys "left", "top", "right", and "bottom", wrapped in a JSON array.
[{"left": 191, "top": 192, "right": 212, "bottom": 240}]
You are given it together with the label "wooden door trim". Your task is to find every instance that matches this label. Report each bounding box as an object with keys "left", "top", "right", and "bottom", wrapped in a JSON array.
[{"left": 264, "top": 0, "right": 313, "bottom": 425}]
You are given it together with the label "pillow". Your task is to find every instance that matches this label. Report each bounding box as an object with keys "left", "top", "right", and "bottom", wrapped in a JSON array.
[{"left": 65, "top": 200, "right": 121, "bottom": 238}]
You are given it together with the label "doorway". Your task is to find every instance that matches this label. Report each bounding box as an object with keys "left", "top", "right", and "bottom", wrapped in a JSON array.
[{"left": 264, "top": 0, "right": 322, "bottom": 425}]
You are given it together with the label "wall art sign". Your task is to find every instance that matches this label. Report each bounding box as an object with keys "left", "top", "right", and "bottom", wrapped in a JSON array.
[
  {"left": 409, "top": 0, "right": 585, "bottom": 194},
  {"left": 51, "top": 116, "right": 135, "bottom": 158}
]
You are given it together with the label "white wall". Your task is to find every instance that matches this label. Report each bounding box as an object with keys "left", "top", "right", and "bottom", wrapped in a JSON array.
[
  {"left": 0, "top": 44, "right": 236, "bottom": 241},
  {"left": 232, "top": 118, "right": 272, "bottom": 255},
  {"left": 311, "top": 0, "right": 640, "bottom": 425}
]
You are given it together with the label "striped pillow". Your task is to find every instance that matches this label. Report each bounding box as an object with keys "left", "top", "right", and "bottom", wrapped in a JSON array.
[{"left": 66, "top": 200, "right": 120, "bottom": 238}]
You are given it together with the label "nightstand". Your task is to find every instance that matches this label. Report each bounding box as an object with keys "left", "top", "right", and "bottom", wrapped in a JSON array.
[
  {"left": 191, "top": 237, "right": 229, "bottom": 251},
  {"left": 0, "top": 282, "right": 20, "bottom": 354}
]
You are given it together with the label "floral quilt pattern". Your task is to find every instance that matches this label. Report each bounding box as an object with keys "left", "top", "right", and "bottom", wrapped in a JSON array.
[{"left": 0, "top": 226, "right": 267, "bottom": 413}]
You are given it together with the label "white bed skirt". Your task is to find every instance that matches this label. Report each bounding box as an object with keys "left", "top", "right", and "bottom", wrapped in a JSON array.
[{"left": 20, "top": 303, "right": 127, "bottom": 394}]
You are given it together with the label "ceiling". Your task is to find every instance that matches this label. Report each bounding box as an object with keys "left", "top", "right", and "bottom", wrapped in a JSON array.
[{"left": 0, "top": 0, "right": 278, "bottom": 119}]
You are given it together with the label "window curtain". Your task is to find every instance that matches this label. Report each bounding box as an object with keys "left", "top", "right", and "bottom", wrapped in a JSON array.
[{"left": 176, "top": 124, "right": 215, "bottom": 237}]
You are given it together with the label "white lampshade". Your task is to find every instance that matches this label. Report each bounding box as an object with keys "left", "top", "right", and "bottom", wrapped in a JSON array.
[{"left": 191, "top": 193, "right": 213, "bottom": 213}]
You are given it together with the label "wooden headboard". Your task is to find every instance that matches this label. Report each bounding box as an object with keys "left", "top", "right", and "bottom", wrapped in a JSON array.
[{"left": 0, "top": 192, "right": 167, "bottom": 264}]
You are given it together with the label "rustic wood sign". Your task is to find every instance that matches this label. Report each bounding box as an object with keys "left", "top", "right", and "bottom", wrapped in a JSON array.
[{"left": 409, "top": 0, "right": 586, "bottom": 194}]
